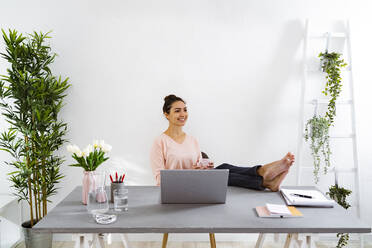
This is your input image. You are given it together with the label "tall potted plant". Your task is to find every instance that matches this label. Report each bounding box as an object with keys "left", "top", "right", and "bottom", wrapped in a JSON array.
[{"left": 0, "top": 29, "right": 70, "bottom": 247}]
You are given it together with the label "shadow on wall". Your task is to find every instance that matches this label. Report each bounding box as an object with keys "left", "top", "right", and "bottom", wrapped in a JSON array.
[
  {"left": 98, "top": 156, "right": 154, "bottom": 186},
  {"left": 247, "top": 19, "right": 303, "bottom": 154}
]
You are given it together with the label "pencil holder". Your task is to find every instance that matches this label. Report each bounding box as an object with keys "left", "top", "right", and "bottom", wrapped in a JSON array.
[{"left": 111, "top": 182, "right": 126, "bottom": 203}]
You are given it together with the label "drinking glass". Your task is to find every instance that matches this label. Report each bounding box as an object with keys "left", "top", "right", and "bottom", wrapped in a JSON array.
[
  {"left": 114, "top": 188, "right": 128, "bottom": 211},
  {"left": 87, "top": 186, "right": 109, "bottom": 216}
]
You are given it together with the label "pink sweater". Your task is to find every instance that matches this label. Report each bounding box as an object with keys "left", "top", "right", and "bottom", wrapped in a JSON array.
[{"left": 150, "top": 133, "right": 202, "bottom": 185}]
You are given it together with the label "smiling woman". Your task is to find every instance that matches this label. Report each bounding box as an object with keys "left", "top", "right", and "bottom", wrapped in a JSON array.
[{"left": 150, "top": 94, "right": 295, "bottom": 191}]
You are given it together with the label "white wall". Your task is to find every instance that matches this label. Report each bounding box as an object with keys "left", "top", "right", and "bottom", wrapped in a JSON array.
[{"left": 0, "top": 0, "right": 371, "bottom": 242}]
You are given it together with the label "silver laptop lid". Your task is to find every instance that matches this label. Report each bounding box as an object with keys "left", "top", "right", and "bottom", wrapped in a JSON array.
[{"left": 160, "top": 169, "right": 229, "bottom": 204}]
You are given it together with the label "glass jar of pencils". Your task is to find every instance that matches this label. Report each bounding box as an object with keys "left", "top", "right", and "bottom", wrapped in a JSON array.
[
  {"left": 109, "top": 172, "right": 126, "bottom": 203},
  {"left": 111, "top": 182, "right": 126, "bottom": 203}
]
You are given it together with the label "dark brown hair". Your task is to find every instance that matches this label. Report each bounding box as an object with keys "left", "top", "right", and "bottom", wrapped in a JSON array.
[{"left": 163, "top": 94, "right": 185, "bottom": 114}]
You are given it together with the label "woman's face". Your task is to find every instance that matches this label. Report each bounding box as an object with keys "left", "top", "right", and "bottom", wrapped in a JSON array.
[{"left": 165, "top": 101, "right": 188, "bottom": 126}]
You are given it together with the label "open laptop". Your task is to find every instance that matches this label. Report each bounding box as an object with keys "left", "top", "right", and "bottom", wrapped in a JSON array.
[{"left": 160, "top": 169, "right": 229, "bottom": 204}]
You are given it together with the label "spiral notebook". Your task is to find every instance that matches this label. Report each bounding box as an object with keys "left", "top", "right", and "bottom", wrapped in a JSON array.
[{"left": 280, "top": 188, "right": 334, "bottom": 207}]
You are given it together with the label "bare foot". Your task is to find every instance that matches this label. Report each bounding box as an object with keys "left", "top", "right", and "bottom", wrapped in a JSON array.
[
  {"left": 263, "top": 171, "right": 289, "bottom": 192},
  {"left": 258, "top": 152, "right": 295, "bottom": 181}
]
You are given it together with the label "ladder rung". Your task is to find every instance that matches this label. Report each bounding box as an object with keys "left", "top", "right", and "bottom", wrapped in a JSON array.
[
  {"left": 308, "top": 32, "right": 347, "bottom": 39},
  {"left": 329, "top": 134, "right": 355, "bottom": 139},
  {"left": 306, "top": 99, "right": 353, "bottom": 105},
  {"left": 329, "top": 168, "right": 357, "bottom": 173}
]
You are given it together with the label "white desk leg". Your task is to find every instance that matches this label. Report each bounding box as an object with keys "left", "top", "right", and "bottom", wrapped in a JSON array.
[
  {"left": 120, "top": 234, "right": 131, "bottom": 248},
  {"left": 82, "top": 235, "right": 90, "bottom": 248},
  {"left": 80, "top": 236, "right": 85, "bottom": 248},
  {"left": 107, "top": 233, "right": 112, "bottom": 245},
  {"left": 88, "top": 234, "right": 96, "bottom": 248},
  {"left": 73, "top": 234, "right": 92, "bottom": 248},
  {"left": 292, "top": 234, "right": 303, "bottom": 248},
  {"left": 90, "top": 234, "right": 105, "bottom": 248},
  {"left": 290, "top": 234, "right": 313, "bottom": 248},
  {"left": 284, "top": 234, "right": 293, "bottom": 248},
  {"left": 98, "top": 233, "right": 106, "bottom": 248},
  {"left": 305, "top": 235, "right": 313, "bottom": 248},
  {"left": 274, "top": 234, "right": 280, "bottom": 242},
  {"left": 74, "top": 234, "right": 84, "bottom": 248},
  {"left": 255, "top": 233, "right": 266, "bottom": 248},
  {"left": 360, "top": 234, "right": 364, "bottom": 248}
]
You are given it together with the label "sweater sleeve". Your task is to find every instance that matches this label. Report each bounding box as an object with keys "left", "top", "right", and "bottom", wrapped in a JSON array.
[
  {"left": 150, "top": 138, "right": 165, "bottom": 186},
  {"left": 194, "top": 137, "right": 202, "bottom": 166}
]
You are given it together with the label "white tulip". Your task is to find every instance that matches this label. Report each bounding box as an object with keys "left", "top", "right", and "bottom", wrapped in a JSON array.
[
  {"left": 99, "top": 140, "right": 105, "bottom": 148},
  {"left": 76, "top": 150, "right": 83, "bottom": 157},
  {"left": 93, "top": 140, "right": 100, "bottom": 149},
  {"left": 83, "top": 144, "right": 93, "bottom": 155},
  {"left": 66, "top": 144, "right": 74, "bottom": 153},
  {"left": 72, "top": 145, "right": 81, "bottom": 155},
  {"left": 102, "top": 143, "right": 112, "bottom": 153}
]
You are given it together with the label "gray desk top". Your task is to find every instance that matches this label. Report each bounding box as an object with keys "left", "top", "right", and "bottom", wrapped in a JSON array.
[{"left": 34, "top": 186, "right": 371, "bottom": 234}]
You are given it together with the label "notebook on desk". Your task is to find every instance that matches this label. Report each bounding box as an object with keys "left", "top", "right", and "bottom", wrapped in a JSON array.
[
  {"left": 160, "top": 169, "right": 229, "bottom": 204},
  {"left": 256, "top": 204, "right": 303, "bottom": 218},
  {"left": 280, "top": 188, "right": 335, "bottom": 207}
]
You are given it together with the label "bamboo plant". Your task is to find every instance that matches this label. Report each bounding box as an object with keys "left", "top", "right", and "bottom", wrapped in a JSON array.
[{"left": 0, "top": 29, "right": 70, "bottom": 227}]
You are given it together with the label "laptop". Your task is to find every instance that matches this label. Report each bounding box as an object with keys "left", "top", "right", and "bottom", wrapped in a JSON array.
[{"left": 160, "top": 169, "right": 229, "bottom": 204}]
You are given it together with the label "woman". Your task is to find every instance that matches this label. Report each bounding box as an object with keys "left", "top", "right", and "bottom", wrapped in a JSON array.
[{"left": 150, "top": 94, "right": 295, "bottom": 191}]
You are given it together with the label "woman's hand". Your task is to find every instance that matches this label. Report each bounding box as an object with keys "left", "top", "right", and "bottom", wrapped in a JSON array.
[
  {"left": 207, "top": 161, "right": 214, "bottom": 169},
  {"left": 193, "top": 160, "right": 214, "bottom": 170}
]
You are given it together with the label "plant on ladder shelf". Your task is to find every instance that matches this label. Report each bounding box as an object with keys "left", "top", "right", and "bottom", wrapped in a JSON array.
[
  {"left": 304, "top": 115, "right": 331, "bottom": 183},
  {"left": 304, "top": 51, "right": 352, "bottom": 248},
  {"left": 319, "top": 51, "right": 347, "bottom": 125}
]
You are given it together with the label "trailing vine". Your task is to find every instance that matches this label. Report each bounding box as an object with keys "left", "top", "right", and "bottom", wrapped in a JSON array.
[
  {"left": 304, "top": 116, "right": 331, "bottom": 183},
  {"left": 303, "top": 52, "right": 351, "bottom": 247},
  {"left": 327, "top": 184, "right": 352, "bottom": 248},
  {"left": 319, "top": 52, "right": 347, "bottom": 125},
  {"left": 335, "top": 233, "right": 349, "bottom": 248}
]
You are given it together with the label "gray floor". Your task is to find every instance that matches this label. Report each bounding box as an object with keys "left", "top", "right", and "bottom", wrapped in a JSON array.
[{"left": 14, "top": 241, "right": 372, "bottom": 248}]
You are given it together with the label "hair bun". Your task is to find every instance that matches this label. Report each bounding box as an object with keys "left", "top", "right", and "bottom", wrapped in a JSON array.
[{"left": 164, "top": 94, "right": 178, "bottom": 102}]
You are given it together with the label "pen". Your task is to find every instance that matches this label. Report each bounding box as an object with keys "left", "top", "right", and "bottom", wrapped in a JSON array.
[{"left": 291, "top": 193, "right": 312, "bottom": 199}]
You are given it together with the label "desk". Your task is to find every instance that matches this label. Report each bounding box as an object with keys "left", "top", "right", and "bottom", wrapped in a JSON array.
[{"left": 34, "top": 186, "right": 370, "bottom": 246}]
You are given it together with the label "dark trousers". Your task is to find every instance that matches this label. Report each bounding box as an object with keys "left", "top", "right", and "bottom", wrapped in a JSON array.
[{"left": 215, "top": 163, "right": 264, "bottom": 190}]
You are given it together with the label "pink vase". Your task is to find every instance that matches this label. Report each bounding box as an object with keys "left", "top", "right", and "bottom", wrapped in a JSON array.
[{"left": 82, "top": 171, "right": 95, "bottom": 205}]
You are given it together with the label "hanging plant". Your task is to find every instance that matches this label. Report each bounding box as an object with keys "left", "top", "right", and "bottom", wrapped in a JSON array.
[
  {"left": 327, "top": 184, "right": 352, "bottom": 209},
  {"left": 304, "top": 115, "right": 331, "bottom": 183},
  {"left": 319, "top": 52, "right": 347, "bottom": 125},
  {"left": 327, "top": 184, "right": 352, "bottom": 248}
]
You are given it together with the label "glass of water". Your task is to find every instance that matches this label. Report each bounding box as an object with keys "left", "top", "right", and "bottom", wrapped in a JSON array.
[
  {"left": 87, "top": 186, "right": 109, "bottom": 216},
  {"left": 114, "top": 188, "right": 128, "bottom": 211}
]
